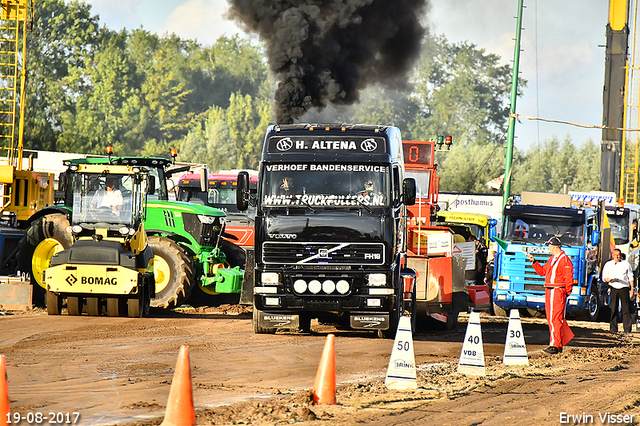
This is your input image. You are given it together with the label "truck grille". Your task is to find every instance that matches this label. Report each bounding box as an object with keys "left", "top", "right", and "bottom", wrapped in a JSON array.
[{"left": 262, "top": 242, "right": 385, "bottom": 265}]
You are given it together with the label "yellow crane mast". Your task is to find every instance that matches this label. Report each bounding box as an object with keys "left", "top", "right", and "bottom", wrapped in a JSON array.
[
  {"left": 622, "top": 0, "right": 640, "bottom": 203},
  {"left": 0, "top": 0, "right": 52, "bottom": 224}
]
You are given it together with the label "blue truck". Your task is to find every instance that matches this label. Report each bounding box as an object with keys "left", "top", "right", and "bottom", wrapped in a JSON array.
[{"left": 493, "top": 192, "right": 605, "bottom": 321}]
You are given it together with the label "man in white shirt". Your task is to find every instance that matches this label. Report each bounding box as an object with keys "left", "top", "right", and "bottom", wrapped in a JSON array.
[
  {"left": 90, "top": 177, "right": 123, "bottom": 212},
  {"left": 602, "top": 249, "right": 635, "bottom": 336}
]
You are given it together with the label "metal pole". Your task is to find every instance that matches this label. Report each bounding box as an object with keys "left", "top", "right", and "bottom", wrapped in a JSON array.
[{"left": 502, "top": 0, "right": 524, "bottom": 208}]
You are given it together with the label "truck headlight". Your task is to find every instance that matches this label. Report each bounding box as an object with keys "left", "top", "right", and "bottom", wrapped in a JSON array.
[
  {"left": 293, "top": 279, "right": 307, "bottom": 293},
  {"left": 308, "top": 280, "right": 321, "bottom": 294},
  {"left": 336, "top": 280, "right": 350, "bottom": 294},
  {"left": 197, "top": 215, "right": 216, "bottom": 224},
  {"left": 367, "top": 274, "right": 386, "bottom": 286},
  {"left": 261, "top": 272, "right": 279, "bottom": 285},
  {"left": 497, "top": 282, "right": 510, "bottom": 290},
  {"left": 322, "top": 280, "right": 336, "bottom": 294}
]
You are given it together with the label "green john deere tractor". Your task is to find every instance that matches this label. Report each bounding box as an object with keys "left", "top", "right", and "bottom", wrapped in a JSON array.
[{"left": 18, "top": 152, "right": 246, "bottom": 309}]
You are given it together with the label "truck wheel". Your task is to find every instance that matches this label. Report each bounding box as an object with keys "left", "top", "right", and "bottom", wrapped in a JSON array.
[
  {"left": 526, "top": 309, "right": 545, "bottom": 319},
  {"left": 17, "top": 213, "right": 72, "bottom": 307},
  {"left": 378, "top": 295, "right": 402, "bottom": 339},
  {"left": 493, "top": 303, "right": 508, "bottom": 317},
  {"left": 147, "top": 236, "right": 195, "bottom": 309},
  {"left": 445, "top": 292, "right": 469, "bottom": 330},
  {"left": 299, "top": 313, "right": 312, "bottom": 333},
  {"left": 587, "top": 287, "right": 600, "bottom": 322},
  {"left": 252, "top": 307, "right": 276, "bottom": 334},
  {"left": 46, "top": 291, "right": 61, "bottom": 315}
]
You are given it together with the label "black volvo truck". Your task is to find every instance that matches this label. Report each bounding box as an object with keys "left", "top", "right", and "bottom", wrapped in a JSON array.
[{"left": 237, "top": 124, "right": 416, "bottom": 338}]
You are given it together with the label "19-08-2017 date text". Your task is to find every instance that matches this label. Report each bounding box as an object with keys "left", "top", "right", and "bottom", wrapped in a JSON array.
[{"left": 6, "top": 412, "right": 81, "bottom": 424}]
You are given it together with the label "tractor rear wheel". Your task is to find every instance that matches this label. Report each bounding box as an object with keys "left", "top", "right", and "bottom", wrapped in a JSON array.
[
  {"left": 17, "top": 213, "right": 72, "bottom": 307},
  {"left": 148, "top": 236, "right": 195, "bottom": 309}
]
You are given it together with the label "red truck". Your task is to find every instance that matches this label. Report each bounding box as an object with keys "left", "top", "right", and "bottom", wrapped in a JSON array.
[
  {"left": 402, "top": 139, "right": 477, "bottom": 328},
  {"left": 177, "top": 171, "right": 257, "bottom": 247}
]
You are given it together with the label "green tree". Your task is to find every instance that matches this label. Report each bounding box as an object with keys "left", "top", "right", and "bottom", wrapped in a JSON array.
[
  {"left": 207, "top": 35, "right": 267, "bottom": 109},
  {"left": 512, "top": 136, "right": 599, "bottom": 193},
  {"left": 24, "top": 0, "right": 103, "bottom": 151},
  {"left": 409, "top": 36, "right": 520, "bottom": 146},
  {"left": 179, "top": 89, "right": 272, "bottom": 170}
]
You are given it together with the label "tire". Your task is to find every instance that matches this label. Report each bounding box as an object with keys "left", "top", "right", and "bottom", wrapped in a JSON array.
[
  {"left": 587, "top": 286, "right": 601, "bottom": 322},
  {"left": 46, "top": 291, "right": 61, "bottom": 315},
  {"left": 526, "top": 308, "right": 545, "bottom": 318},
  {"left": 87, "top": 297, "right": 101, "bottom": 316},
  {"left": 493, "top": 303, "right": 508, "bottom": 317},
  {"left": 445, "top": 292, "right": 469, "bottom": 331},
  {"left": 378, "top": 293, "right": 402, "bottom": 339},
  {"left": 299, "top": 313, "right": 312, "bottom": 333},
  {"left": 17, "top": 213, "right": 72, "bottom": 307},
  {"left": 107, "top": 298, "right": 127, "bottom": 317},
  {"left": 147, "top": 236, "right": 195, "bottom": 309},
  {"left": 252, "top": 306, "right": 276, "bottom": 334},
  {"left": 67, "top": 296, "right": 82, "bottom": 316},
  {"left": 128, "top": 297, "right": 141, "bottom": 318},
  {"left": 402, "top": 282, "right": 418, "bottom": 335}
]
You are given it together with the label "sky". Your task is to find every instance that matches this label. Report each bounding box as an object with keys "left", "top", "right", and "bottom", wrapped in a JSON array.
[{"left": 85, "top": 0, "right": 611, "bottom": 150}]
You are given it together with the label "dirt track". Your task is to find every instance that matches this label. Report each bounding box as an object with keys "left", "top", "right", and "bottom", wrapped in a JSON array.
[{"left": 1, "top": 307, "right": 640, "bottom": 426}]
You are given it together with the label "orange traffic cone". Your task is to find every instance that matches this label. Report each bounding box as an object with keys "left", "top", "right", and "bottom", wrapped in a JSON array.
[
  {"left": 312, "top": 334, "right": 336, "bottom": 405},
  {"left": 160, "top": 345, "right": 195, "bottom": 426},
  {"left": 1, "top": 355, "right": 9, "bottom": 425}
]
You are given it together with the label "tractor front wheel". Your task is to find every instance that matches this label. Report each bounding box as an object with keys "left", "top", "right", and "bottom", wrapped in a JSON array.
[{"left": 148, "top": 236, "right": 195, "bottom": 309}]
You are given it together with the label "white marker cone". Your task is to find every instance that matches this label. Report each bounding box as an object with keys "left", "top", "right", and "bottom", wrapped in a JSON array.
[
  {"left": 503, "top": 309, "right": 529, "bottom": 365},
  {"left": 457, "top": 311, "right": 486, "bottom": 376},
  {"left": 384, "top": 316, "right": 417, "bottom": 390}
]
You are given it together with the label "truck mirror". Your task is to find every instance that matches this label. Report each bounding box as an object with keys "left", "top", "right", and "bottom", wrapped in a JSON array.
[
  {"left": 147, "top": 176, "right": 156, "bottom": 195},
  {"left": 200, "top": 167, "right": 209, "bottom": 193},
  {"left": 237, "top": 171, "right": 249, "bottom": 211},
  {"left": 488, "top": 219, "right": 498, "bottom": 241},
  {"left": 591, "top": 229, "right": 600, "bottom": 246},
  {"left": 403, "top": 178, "right": 416, "bottom": 206}
]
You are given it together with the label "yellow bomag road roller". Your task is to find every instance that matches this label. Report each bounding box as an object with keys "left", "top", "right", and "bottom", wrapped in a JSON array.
[{"left": 43, "top": 163, "right": 154, "bottom": 317}]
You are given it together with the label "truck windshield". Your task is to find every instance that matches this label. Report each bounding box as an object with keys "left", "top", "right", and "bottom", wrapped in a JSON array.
[
  {"left": 261, "top": 163, "right": 390, "bottom": 207},
  {"left": 503, "top": 214, "right": 585, "bottom": 246},
  {"left": 607, "top": 214, "right": 629, "bottom": 244}
]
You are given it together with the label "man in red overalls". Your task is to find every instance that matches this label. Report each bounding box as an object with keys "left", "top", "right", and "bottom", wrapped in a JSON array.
[{"left": 526, "top": 236, "right": 575, "bottom": 354}]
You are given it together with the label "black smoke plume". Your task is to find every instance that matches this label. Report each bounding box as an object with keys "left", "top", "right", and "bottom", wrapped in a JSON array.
[{"left": 228, "top": 0, "right": 428, "bottom": 124}]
